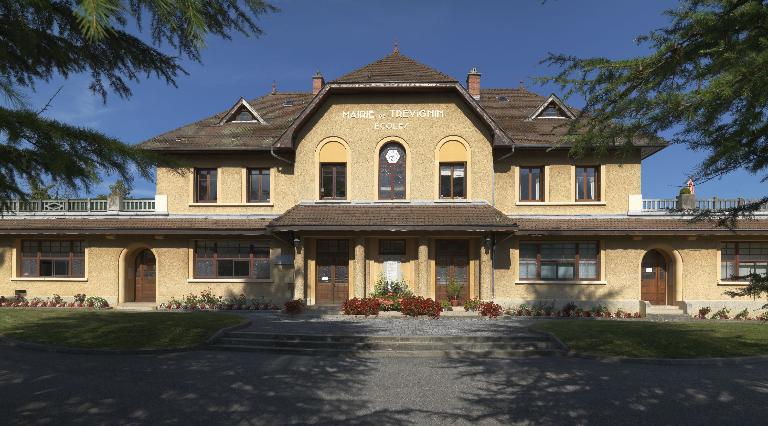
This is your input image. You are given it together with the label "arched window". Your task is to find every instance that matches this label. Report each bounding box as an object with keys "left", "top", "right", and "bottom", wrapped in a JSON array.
[{"left": 378, "top": 142, "right": 406, "bottom": 199}]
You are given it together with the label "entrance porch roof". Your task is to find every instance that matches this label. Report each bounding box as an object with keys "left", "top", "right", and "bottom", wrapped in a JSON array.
[{"left": 267, "top": 202, "right": 518, "bottom": 232}]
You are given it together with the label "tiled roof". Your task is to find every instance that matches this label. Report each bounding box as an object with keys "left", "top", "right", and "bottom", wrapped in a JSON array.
[
  {"left": 140, "top": 54, "right": 665, "bottom": 153},
  {"left": 267, "top": 203, "right": 518, "bottom": 231},
  {"left": 0, "top": 217, "right": 272, "bottom": 234},
  {"left": 514, "top": 217, "right": 768, "bottom": 235},
  {"left": 333, "top": 52, "right": 457, "bottom": 84},
  {"left": 139, "top": 92, "right": 313, "bottom": 151}
]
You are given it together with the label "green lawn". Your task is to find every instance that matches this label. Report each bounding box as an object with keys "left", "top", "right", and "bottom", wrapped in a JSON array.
[
  {"left": 0, "top": 310, "right": 244, "bottom": 350},
  {"left": 532, "top": 320, "right": 768, "bottom": 358}
]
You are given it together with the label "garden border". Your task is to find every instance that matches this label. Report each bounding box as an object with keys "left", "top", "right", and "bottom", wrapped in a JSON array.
[
  {"left": 531, "top": 328, "right": 768, "bottom": 365},
  {"left": 0, "top": 317, "right": 252, "bottom": 355}
]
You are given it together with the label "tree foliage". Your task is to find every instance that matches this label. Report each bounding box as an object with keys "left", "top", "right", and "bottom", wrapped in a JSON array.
[
  {"left": 0, "top": 0, "right": 275, "bottom": 200},
  {"left": 724, "top": 274, "right": 768, "bottom": 309},
  {"left": 540, "top": 0, "right": 768, "bottom": 220}
]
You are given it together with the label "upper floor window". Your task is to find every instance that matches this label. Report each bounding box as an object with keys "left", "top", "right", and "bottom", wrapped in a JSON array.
[
  {"left": 247, "top": 168, "right": 270, "bottom": 203},
  {"left": 519, "top": 242, "right": 598, "bottom": 281},
  {"left": 439, "top": 163, "right": 466, "bottom": 199},
  {"left": 320, "top": 163, "right": 346, "bottom": 200},
  {"left": 194, "top": 241, "right": 270, "bottom": 279},
  {"left": 519, "top": 167, "right": 544, "bottom": 202},
  {"left": 576, "top": 166, "right": 600, "bottom": 201},
  {"left": 21, "top": 240, "right": 85, "bottom": 278},
  {"left": 195, "top": 168, "right": 217, "bottom": 203},
  {"left": 721, "top": 242, "right": 768, "bottom": 281},
  {"left": 379, "top": 143, "right": 406, "bottom": 200}
]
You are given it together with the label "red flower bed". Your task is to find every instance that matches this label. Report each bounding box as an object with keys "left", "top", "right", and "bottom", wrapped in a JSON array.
[
  {"left": 341, "top": 298, "right": 381, "bottom": 316},
  {"left": 400, "top": 296, "right": 442, "bottom": 318},
  {"left": 479, "top": 301, "right": 502, "bottom": 318}
]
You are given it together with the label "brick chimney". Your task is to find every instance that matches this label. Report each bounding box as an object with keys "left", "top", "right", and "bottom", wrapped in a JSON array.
[
  {"left": 467, "top": 67, "right": 481, "bottom": 100},
  {"left": 312, "top": 71, "right": 324, "bottom": 95}
]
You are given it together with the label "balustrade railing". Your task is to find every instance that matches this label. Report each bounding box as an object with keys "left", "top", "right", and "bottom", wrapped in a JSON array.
[
  {"left": 0, "top": 198, "right": 155, "bottom": 213},
  {"left": 641, "top": 197, "right": 768, "bottom": 212}
]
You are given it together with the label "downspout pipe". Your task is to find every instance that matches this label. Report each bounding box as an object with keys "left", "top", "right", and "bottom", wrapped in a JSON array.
[{"left": 270, "top": 144, "right": 294, "bottom": 165}]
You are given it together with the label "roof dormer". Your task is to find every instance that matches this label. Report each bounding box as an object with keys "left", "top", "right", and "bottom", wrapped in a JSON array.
[
  {"left": 528, "top": 94, "right": 575, "bottom": 120},
  {"left": 220, "top": 97, "right": 267, "bottom": 125}
]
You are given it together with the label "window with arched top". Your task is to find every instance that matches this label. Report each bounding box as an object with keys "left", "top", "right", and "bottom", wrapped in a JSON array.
[
  {"left": 378, "top": 142, "right": 406, "bottom": 200},
  {"left": 438, "top": 140, "right": 468, "bottom": 199}
]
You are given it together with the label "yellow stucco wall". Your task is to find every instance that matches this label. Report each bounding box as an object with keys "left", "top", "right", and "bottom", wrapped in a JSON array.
[
  {"left": 0, "top": 235, "right": 294, "bottom": 305},
  {"left": 491, "top": 235, "right": 759, "bottom": 308},
  {"left": 494, "top": 149, "right": 641, "bottom": 215}
]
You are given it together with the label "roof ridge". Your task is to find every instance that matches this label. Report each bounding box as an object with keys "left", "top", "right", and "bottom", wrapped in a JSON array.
[{"left": 332, "top": 52, "right": 456, "bottom": 84}]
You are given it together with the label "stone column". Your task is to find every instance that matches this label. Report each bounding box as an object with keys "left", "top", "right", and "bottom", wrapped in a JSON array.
[
  {"left": 293, "top": 237, "right": 305, "bottom": 301},
  {"left": 480, "top": 236, "right": 493, "bottom": 300},
  {"left": 417, "top": 237, "right": 430, "bottom": 298},
  {"left": 354, "top": 237, "right": 366, "bottom": 298}
]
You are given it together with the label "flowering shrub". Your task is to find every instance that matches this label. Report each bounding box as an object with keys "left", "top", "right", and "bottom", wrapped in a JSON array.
[
  {"left": 158, "top": 292, "right": 280, "bottom": 311},
  {"left": 400, "top": 296, "right": 441, "bottom": 318},
  {"left": 284, "top": 299, "right": 305, "bottom": 315},
  {"left": 74, "top": 293, "right": 87, "bottom": 303},
  {"left": 710, "top": 307, "right": 730, "bottom": 319},
  {"left": 85, "top": 296, "right": 109, "bottom": 309},
  {"left": 371, "top": 276, "right": 413, "bottom": 311},
  {"left": 696, "top": 306, "right": 712, "bottom": 319},
  {"left": 734, "top": 308, "right": 751, "bottom": 320},
  {"left": 562, "top": 302, "right": 578, "bottom": 317},
  {"left": 0, "top": 293, "right": 108, "bottom": 309},
  {"left": 479, "top": 301, "right": 502, "bottom": 318},
  {"left": 463, "top": 298, "right": 481, "bottom": 312},
  {"left": 342, "top": 298, "right": 381, "bottom": 316}
]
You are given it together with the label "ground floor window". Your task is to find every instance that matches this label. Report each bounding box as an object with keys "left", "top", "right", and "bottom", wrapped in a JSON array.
[
  {"left": 379, "top": 239, "right": 406, "bottom": 281},
  {"left": 519, "top": 241, "right": 599, "bottom": 281},
  {"left": 21, "top": 240, "right": 85, "bottom": 278},
  {"left": 194, "top": 241, "right": 270, "bottom": 279},
  {"left": 721, "top": 242, "right": 768, "bottom": 280}
]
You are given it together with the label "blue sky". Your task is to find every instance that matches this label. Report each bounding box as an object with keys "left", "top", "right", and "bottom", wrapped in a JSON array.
[{"left": 27, "top": 0, "right": 764, "bottom": 199}]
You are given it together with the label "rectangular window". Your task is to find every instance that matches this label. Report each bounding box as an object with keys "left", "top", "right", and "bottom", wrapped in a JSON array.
[
  {"left": 519, "top": 241, "right": 599, "bottom": 281},
  {"left": 380, "top": 239, "right": 406, "bottom": 256},
  {"left": 193, "top": 241, "right": 270, "bottom": 280},
  {"left": 247, "top": 168, "right": 270, "bottom": 202},
  {"left": 576, "top": 166, "right": 600, "bottom": 201},
  {"left": 20, "top": 240, "right": 85, "bottom": 278},
  {"left": 195, "top": 169, "right": 217, "bottom": 203},
  {"left": 439, "top": 163, "right": 466, "bottom": 199},
  {"left": 320, "top": 163, "right": 346, "bottom": 200},
  {"left": 721, "top": 242, "right": 768, "bottom": 281},
  {"left": 519, "top": 167, "right": 544, "bottom": 202}
]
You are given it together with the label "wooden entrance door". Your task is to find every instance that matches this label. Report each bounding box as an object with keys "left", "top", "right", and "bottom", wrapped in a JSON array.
[
  {"left": 436, "top": 240, "right": 470, "bottom": 303},
  {"left": 316, "top": 240, "right": 350, "bottom": 305},
  {"left": 641, "top": 250, "right": 667, "bottom": 305},
  {"left": 134, "top": 249, "right": 156, "bottom": 302}
]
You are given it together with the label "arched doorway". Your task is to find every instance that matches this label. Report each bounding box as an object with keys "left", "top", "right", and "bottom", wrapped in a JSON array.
[
  {"left": 641, "top": 250, "right": 667, "bottom": 305},
  {"left": 134, "top": 249, "right": 156, "bottom": 303}
]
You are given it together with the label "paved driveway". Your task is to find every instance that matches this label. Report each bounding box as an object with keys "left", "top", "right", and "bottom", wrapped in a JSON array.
[{"left": 1, "top": 345, "right": 766, "bottom": 425}]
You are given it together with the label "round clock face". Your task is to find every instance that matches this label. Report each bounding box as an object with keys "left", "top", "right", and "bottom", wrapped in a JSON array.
[{"left": 385, "top": 149, "right": 401, "bottom": 164}]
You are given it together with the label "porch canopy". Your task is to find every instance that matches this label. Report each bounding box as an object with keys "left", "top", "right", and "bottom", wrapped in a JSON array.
[{"left": 267, "top": 202, "right": 518, "bottom": 232}]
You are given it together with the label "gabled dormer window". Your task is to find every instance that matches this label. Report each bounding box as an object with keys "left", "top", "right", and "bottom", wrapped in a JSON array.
[
  {"left": 219, "top": 98, "right": 266, "bottom": 125},
  {"left": 528, "top": 94, "right": 576, "bottom": 120}
]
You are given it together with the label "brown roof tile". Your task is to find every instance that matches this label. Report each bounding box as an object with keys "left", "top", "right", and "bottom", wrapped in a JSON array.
[
  {"left": 514, "top": 217, "right": 768, "bottom": 235},
  {"left": 268, "top": 203, "right": 517, "bottom": 231},
  {"left": 0, "top": 217, "right": 271, "bottom": 235},
  {"left": 333, "top": 52, "right": 456, "bottom": 84},
  {"left": 139, "top": 92, "right": 313, "bottom": 151}
]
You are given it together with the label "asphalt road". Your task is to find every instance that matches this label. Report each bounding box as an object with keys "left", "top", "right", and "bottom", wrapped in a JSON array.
[{"left": 0, "top": 345, "right": 766, "bottom": 425}]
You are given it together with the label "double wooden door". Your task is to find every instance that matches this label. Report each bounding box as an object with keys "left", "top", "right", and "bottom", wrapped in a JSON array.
[
  {"left": 134, "top": 249, "right": 156, "bottom": 302},
  {"left": 316, "top": 240, "right": 350, "bottom": 305},
  {"left": 641, "top": 250, "right": 667, "bottom": 305},
  {"left": 436, "top": 240, "right": 470, "bottom": 303}
]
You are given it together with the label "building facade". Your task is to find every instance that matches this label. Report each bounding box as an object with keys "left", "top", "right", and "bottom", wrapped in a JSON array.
[{"left": 2, "top": 50, "right": 767, "bottom": 314}]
